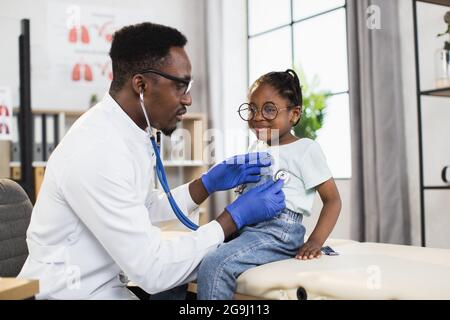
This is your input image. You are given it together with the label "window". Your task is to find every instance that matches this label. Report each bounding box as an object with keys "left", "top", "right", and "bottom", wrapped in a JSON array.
[{"left": 247, "top": 0, "right": 351, "bottom": 178}]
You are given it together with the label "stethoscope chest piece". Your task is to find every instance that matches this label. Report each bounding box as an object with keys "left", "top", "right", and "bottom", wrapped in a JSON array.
[{"left": 274, "top": 169, "right": 290, "bottom": 183}]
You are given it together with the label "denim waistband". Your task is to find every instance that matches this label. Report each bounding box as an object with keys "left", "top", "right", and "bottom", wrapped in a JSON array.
[{"left": 282, "top": 208, "right": 303, "bottom": 223}]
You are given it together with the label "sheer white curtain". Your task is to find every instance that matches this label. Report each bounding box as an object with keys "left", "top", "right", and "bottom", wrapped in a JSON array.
[{"left": 204, "top": 0, "right": 249, "bottom": 217}]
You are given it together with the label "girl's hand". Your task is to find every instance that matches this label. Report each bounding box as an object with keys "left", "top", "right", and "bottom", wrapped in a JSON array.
[{"left": 295, "top": 239, "right": 322, "bottom": 260}]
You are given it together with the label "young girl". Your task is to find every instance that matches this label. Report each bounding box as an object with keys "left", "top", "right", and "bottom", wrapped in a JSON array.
[{"left": 196, "top": 69, "right": 342, "bottom": 300}]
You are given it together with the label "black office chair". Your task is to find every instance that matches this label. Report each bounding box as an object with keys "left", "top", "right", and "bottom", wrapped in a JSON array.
[{"left": 0, "top": 179, "right": 32, "bottom": 277}]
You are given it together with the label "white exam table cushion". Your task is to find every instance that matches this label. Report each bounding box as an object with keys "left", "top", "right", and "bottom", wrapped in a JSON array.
[
  {"left": 235, "top": 239, "right": 450, "bottom": 300},
  {"left": 159, "top": 229, "right": 450, "bottom": 300}
]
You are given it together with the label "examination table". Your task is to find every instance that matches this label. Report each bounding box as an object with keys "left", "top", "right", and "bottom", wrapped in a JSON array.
[{"left": 162, "top": 229, "right": 450, "bottom": 300}]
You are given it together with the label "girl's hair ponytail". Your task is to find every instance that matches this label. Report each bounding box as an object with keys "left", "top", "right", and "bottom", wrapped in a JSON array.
[{"left": 284, "top": 69, "right": 302, "bottom": 108}]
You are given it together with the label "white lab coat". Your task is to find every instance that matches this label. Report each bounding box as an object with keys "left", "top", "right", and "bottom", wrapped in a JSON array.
[{"left": 18, "top": 93, "right": 224, "bottom": 299}]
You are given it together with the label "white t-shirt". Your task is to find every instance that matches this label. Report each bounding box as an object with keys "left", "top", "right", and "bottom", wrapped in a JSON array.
[{"left": 246, "top": 138, "right": 332, "bottom": 216}]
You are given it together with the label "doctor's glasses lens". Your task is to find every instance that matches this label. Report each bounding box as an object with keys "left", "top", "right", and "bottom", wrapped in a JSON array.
[{"left": 184, "top": 80, "right": 193, "bottom": 95}]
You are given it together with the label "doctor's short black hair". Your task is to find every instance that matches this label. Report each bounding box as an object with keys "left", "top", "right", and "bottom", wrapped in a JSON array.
[{"left": 109, "top": 22, "right": 187, "bottom": 93}]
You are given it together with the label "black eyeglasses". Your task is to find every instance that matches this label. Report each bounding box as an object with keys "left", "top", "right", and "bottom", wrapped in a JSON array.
[
  {"left": 238, "top": 102, "right": 290, "bottom": 121},
  {"left": 139, "top": 69, "right": 193, "bottom": 96}
]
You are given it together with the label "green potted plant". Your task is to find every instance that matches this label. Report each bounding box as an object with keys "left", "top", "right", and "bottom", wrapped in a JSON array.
[{"left": 293, "top": 68, "right": 331, "bottom": 140}]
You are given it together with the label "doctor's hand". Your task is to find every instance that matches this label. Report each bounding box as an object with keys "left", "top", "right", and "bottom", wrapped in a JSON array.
[
  {"left": 200, "top": 152, "right": 272, "bottom": 195},
  {"left": 225, "top": 179, "right": 285, "bottom": 230}
]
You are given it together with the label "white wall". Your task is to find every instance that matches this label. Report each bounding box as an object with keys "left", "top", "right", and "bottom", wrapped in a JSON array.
[
  {"left": 399, "top": 0, "right": 421, "bottom": 246},
  {"left": 221, "top": 0, "right": 249, "bottom": 159},
  {"left": 202, "top": 0, "right": 250, "bottom": 213},
  {"left": 0, "top": 0, "right": 208, "bottom": 113},
  {"left": 206, "top": 0, "right": 249, "bottom": 161},
  {"left": 399, "top": 0, "right": 450, "bottom": 248}
]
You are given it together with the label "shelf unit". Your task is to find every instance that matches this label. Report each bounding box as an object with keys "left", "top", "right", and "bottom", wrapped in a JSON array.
[
  {"left": 420, "top": 87, "right": 450, "bottom": 97},
  {"left": 9, "top": 109, "right": 85, "bottom": 197},
  {"left": 412, "top": 0, "right": 450, "bottom": 247}
]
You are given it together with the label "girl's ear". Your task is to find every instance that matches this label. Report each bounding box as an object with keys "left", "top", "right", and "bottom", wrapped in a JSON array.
[{"left": 291, "top": 106, "right": 302, "bottom": 126}]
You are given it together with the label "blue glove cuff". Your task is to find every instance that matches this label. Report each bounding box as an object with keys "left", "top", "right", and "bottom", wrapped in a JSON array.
[
  {"left": 225, "top": 203, "right": 244, "bottom": 230},
  {"left": 201, "top": 174, "right": 213, "bottom": 195}
]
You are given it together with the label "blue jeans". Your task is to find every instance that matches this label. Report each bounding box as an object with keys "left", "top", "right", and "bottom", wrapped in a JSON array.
[{"left": 197, "top": 209, "right": 305, "bottom": 300}]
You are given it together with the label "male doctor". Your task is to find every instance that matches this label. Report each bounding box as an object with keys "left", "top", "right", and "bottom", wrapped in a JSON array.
[{"left": 18, "top": 22, "right": 285, "bottom": 299}]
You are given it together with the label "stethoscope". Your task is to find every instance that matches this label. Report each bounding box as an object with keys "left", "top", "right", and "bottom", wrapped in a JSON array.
[
  {"left": 235, "top": 169, "right": 291, "bottom": 194},
  {"left": 139, "top": 90, "right": 199, "bottom": 230}
]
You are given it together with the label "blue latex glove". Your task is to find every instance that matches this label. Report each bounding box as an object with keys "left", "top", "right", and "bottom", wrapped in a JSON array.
[
  {"left": 225, "top": 179, "right": 285, "bottom": 230},
  {"left": 201, "top": 152, "right": 272, "bottom": 194}
]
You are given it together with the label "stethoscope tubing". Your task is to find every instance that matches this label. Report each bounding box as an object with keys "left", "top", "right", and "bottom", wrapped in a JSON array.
[{"left": 140, "top": 91, "right": 199, "bottom": 230}]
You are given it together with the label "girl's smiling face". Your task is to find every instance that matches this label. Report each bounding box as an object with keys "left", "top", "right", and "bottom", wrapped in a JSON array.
[{"left": 248, "top": 83, "right": 301, "bottom": 145}]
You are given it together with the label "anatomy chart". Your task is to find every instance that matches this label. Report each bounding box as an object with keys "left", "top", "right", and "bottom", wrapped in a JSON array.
[
  {"left": 47, "top": 3, "right": 119, "bottom": 87},
  {"left": 0, "top": 86, "right": 13, "bottom": 141}
]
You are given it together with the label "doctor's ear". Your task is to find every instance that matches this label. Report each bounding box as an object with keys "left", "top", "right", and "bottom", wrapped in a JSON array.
[{"left": 131, "top": 74, "right": 147, "bottom": 95}]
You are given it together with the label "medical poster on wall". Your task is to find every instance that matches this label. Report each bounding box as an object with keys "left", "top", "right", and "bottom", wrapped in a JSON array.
[
  {"left": 0, "top": 86, "right": 13, "bottom": 141},
  {"left": 45, "top": 2, "right": 149, "bottom": 109},
  {"left": 47, "top": 3, "right": 119, "bottom": 88}
]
